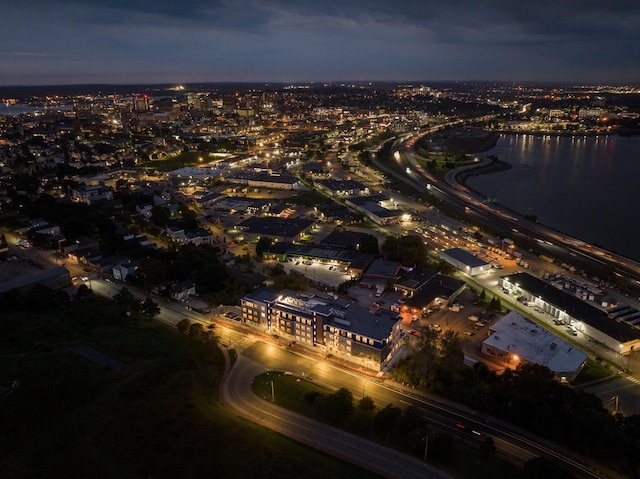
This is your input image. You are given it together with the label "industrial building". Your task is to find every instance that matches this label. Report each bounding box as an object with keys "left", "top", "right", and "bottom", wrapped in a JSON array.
[
  {"left": 440, "top": 248, "right": 492, "bottom": 276},
  {"left": 481, "top": 311, "right": 588, "bottom": 382},
  {"left": 502, "top": 272, "right": 640, "bottom": 355}
]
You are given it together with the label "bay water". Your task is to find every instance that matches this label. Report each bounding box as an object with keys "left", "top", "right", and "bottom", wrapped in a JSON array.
[{"left": 466, "top": 134, "right": 640, "bottom": 261}]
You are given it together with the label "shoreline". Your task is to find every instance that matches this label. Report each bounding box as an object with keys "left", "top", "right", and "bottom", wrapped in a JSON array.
[
  {"left": 454, "top": 155, "right": 511, "bottom": 186},
  {"left": 450, "top": 133, "right": 640, "bottom": 263},
  {"left": 487, "top": 129, "right": 640, "bottom": 139}
]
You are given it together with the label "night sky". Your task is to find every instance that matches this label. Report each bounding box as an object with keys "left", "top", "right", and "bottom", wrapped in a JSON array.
[{"left": 3, "top": 0, "right": 640, "bottom": 86}]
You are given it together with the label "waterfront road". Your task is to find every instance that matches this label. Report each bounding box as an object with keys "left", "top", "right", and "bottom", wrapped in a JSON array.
[{"left": 393, "top": 131, "right": 640, "bottom": 284}]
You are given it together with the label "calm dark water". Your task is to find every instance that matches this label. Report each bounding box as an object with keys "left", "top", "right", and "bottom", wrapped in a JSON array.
[{"left": 466, "top": 134, "right": 640, "bottom": 261}]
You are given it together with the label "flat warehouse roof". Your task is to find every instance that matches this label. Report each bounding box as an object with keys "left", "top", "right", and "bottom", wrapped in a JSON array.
[
  {"left": 441, "top": 248, "right": 489, "bottom": 268},
  {"left": 502, "top": 272, "right": 640, "bottom": 344}
]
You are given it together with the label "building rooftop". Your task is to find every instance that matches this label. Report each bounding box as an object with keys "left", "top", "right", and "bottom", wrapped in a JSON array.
[
  {"left": 315, "top": 178, "right": 367, "bottom": 192},
  {"left": 403, "top": 274, "right": 466, "bottom": 309},
  {"left": 395, "top": 266, "right": 439, "bottom": 291},
  {"left": 320, "top": 230, "right": 368, "bottom": 250},
  {"left": 326, "top": 304, "right": 399, "bottom": 341},
  {"left": 237, "top": 216, "right": 314, "bottom": 239},
  {"left": 441, "top": 248, "right": 489, "bottom": 268},
  {"left": 502, "top": 272, "right": 640, "bottom": 343},
  {"left": 0, "top": 265, "right": 70, "bottom": 294},
  {"left": 364, "top": 259, "right": 401, "bottom": 278},
  {"left": 483, "top": 311, "right": 588, "bottom": 376}
]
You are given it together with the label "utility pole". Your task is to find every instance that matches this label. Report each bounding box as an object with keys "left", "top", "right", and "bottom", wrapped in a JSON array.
[
  {"left": 423, "top": 435, "right": 429, "bottom": 461},
  {"left": 271, "top": 381, "right": 275, "bottom": 402}
]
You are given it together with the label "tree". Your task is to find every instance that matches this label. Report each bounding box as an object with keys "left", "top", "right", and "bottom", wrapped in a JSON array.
[
  {"left": 381, "top": 235, "right": 428, "bottom": 266},
  {"left": 357, "top": 396, "right": 375, "bottom": 414},
  {"left": 189, "top": 322, "right": 204, "bottom": 339},
  {"left": 201, "top": 330, "right": 218, "bottom": 344},
  {"left": 406, "top": 427, "right": 429, "bottom": 454},
  {"left": 479, "top": 436, "right": 497, "bottom": 456},
  {"left": 176, "top": 318, "right": 191, "bottom": 333},
  {"left": 316, "top": 388, "right": 353, "bottom": 423},
  {"left": 358, "top": 234, "right": 379, "bottom": 255},
  {"left": 113, "top": 287, "right": 139, "bottom": 312},
  {"left": 136, "top": 257, "right": 167, "bottom": 285},
  {"left": 439, "top": 329, "right": 465, "bottom": 372},
  {"left": 151, "top": 205, "right": 170, "bottom": 227},
  {"left": 255, "top": 236, "right": 274, "bottom": 258},
  {"left": 522, "top": 458, "right": 574, "bottom": 479},
  {"left": 479, "top": 288, "right": 486, "bottom": 302},
  {"left": 179, "top": 205, "right": 198, "bottom": 230},
  {"left": 140, "top": 297, "right": 160, "bottom": 319},
  {"left": 414, "top": 326, "right": 440, "bottom": 380},
  {"left": 429, "top": 433, "right": 457, "bottom": 463},
  {"left": 374, "top": 404, "right": 402, "bottom": 441},
  {"left": 76, "top": 283, "right": 94, "bottom": 298},
  {"left": 489, "top": 296, "right": 501, "bottom": 311},
  {"left": 197, "top": 263, "right": 229, "bottom": 292},
  {"left": 271, "top": 274, "right": 309, "bottom": 291}
]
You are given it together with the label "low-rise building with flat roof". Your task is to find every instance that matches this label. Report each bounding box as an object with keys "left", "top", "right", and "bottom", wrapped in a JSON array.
[
  {"left": 481, "top": 311, "right": 588, "bottom": 382},
  {"left": 345, "top": 194, "right": 406, "bottom": 225},
  {"left": 0, "top": 264, "right": 71, "bottom": 294},
  {"left": 400, "top": 274, "right": 466, "bottom": 319},
  {"left": 236, "top": 216, "right": 314, "bottom": 243},
  {"left": 361, "top": 259, "right": 402, "bottom": 289},
  {"left": 315, "top": 179, "right": 369, "bottom": 197},
  {"left": 502, "top": 272, "right": 640, "bottom": 355},
  {"left": 440, "top": 248, "right": 492, "bottom": 276}
]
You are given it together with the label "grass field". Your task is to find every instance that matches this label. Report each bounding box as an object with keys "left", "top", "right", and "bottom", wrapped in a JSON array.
[
  {"left": 0, "top": 296, "right": 380, "bottom": 479},
  {"left": 140, "top": 151, "right": 204, "bottom": 172}
]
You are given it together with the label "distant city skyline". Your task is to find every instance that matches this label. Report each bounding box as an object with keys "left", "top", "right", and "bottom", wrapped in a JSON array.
[{"left": 2, "top": 0, "right": 640, "bottom": 86}]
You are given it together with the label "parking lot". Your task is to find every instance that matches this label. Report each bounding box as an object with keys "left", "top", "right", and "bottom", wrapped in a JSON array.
[{"left": 405, "top": 287, "right": 500, "bottom": 354}]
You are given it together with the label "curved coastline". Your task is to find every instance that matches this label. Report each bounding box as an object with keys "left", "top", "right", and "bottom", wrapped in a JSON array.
[
  {"left": 450, "top": 131, "right": 640, "bottom": 262},
  {"left": 454, "top": 155, "right": 511, "bottom": 186}
]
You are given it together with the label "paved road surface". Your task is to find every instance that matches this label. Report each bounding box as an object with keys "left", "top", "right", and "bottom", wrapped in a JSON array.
[{"left": 220, "top": 352, "right": 454, "bottom": 479}]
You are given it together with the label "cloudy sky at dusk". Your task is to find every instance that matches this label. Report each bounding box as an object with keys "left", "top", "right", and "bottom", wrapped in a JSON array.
[{"left": 2, "top": 0, "right": 640, "bottom": 86}]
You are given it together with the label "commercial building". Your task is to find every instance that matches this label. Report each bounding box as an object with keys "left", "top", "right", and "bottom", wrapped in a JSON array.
[
  {"left": 502, "top": 272, "right": 640, "bottom": 355},
  {"left": 481, "top": 311, "right": 588, "bottom": 382},
  {"left": 440, "top": 248, "right": 492, "bottom": 276},
  {"left": 236, "top": 217, "right": 314, "bottom": 243},
  {"left": 240, "top": 288, "right": 403, "bottom": 370},
  {"left": 314, "top": 179, "right": 369, "bottom": 197},
  {"left": 0, "top": 265, "right": 71, "bottom": 294},
  {"left": 345, "top": 194, "right": 407, "bottom": 225},
  {"left": 399, "top": 274, "right": 466, "bottom": 319}
]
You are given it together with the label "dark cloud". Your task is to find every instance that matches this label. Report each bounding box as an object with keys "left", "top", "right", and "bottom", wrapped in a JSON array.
[{"left": 1, "top": 0, "right": 639, "bottom": 85}]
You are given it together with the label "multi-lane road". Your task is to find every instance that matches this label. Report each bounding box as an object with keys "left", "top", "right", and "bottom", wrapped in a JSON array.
[
  {"left": 220, "top": 337, "right": 617, "bottom": 479},
  {"left": 386, "top": 130, "right": 640, "bottom": 285}
]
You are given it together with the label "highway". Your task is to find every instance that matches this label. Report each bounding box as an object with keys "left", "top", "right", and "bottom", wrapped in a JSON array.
[
  {"left": 221, "top": 353, "right": 454, "bottom": 479},
  {"left": 220, "top": 338, "right": 615, "bottom": 479},
  {"left": 384, "top": 130, "right": 640, "bottom": 285}
]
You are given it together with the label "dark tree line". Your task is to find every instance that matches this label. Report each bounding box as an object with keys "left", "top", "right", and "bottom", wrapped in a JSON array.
[{"left": 394, "top": 325, "right": 640, "bottom": 476}]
